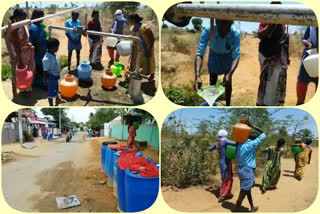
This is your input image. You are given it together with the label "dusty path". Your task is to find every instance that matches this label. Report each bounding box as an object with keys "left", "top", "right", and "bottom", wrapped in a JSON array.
[
  {"left": 162, "top": 148, "right": 318, "bottom": 212},
  {"left": 2, "top": 132, "right": 118, "bottom": 212}
]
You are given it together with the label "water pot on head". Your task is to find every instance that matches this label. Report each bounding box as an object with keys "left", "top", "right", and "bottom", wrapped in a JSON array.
[{"left": 233, "top": 119, "right": 252, "bottom": 143}]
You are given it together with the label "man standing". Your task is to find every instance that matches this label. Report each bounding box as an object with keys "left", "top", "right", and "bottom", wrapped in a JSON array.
[
  {"left": 65, "top": 11, "right": 82, "bottom": 71},
  {"left": 195, "top": 19, "right": 240, "bottom": 106}
]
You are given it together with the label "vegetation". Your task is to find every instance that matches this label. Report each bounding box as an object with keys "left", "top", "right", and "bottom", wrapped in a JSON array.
[
  {"left": 191, "top": 18, "right": 203, "bottom": 31},
  {"left": 162, "top": 109, "right": 316, "bottom": 188},
  {"left": 1, "top": 64, "right": 12, "bottom": 81},
  {"left": 40, "top": 108, "right": 70, "bottom": 128},
  {"left": 58, "top": 55, "right": 68, "bottom": 69},
  {"left": 164, "top": 84, "right": 204, "bottom": 106},
  {"left": 101, "top": 2, "right": 140, "bottom": 15},
  {"left": 47, "top": 4, "right": 58, "bottom": 14}
]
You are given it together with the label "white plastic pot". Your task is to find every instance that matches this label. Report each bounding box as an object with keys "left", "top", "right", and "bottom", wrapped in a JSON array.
[
  {"left": 116, "top": 41, "right": 132, "bottom": 56},
  {"left": 106, "top": 37, "right": 118, "bottom": 48},
  {"left": 303, "top": 48, "right": 319, "bottom": 78}
]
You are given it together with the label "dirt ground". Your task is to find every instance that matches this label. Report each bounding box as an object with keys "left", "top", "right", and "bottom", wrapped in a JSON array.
[
  {"left": 1, "top": 11, "right": 159, "bottom": 106},
  {"left": 161, "top": 33, "right": 316, "bottom": 106},
  {"left": 162, "top": 148, "right": 318, "bottom": 212},
  {"left": 2, "top": 132, "right": 159, "bottom": 212}
]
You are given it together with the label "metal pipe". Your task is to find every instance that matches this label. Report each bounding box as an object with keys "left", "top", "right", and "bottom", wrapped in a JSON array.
[
  {"left": 1, "top": 6, "right": 85, "bottom": 33},
  {"left": 48, "top": 25, "right": 143, "bottom": 74},
  {"left": 174, "top": 4, "right": 317, "bottom": 26}
]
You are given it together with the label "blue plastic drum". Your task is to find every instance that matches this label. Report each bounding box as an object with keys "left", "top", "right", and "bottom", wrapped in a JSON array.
[
  {"left": 101, "top": 142, "right": 117, "bottom": 173},
  {"left": 124, "top": 165, "right": 159, "bottom": 212},
  {"left": 107, "top": 148, "right": 117, "bottom": 186}
]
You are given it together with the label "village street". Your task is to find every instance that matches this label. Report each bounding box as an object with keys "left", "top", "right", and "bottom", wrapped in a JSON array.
[{"left": 2, "top": 132, "right": 119, "bottom": 212}]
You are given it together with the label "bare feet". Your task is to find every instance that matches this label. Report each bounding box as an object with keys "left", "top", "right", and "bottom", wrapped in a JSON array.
[{"left": 251, "top": 206, "right": 259, "bottom": 212}]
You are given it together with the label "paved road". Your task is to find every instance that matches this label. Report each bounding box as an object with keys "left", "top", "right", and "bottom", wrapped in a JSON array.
[{"left": 2, "top": 132, "right": 86, "bottom": 212}]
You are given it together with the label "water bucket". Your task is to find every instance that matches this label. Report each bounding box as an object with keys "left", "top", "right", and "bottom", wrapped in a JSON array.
[
  {"left": 116, "top": 41, "right": 132, "bottom": 56},
  {"left": 107, "top": 37, "right": 118, "bottom": 48},
  {"left": 197, "top": 85, "right": 225, "bottom": 106},
  {"left": 226, "top": 145, "right": 236, "bottom": 160},
  {"left": 291, "top": 146, "right": 301, "bottom": 155},
  {"left": 303, "top": 49, "right": 318, "bottom": 78},
  {"left": 129, "top": 74, "right": 142, "bottom": 97}
]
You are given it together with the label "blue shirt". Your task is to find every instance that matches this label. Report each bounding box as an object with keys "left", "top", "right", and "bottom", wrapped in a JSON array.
[
  {"left": 42, "top": 52, "right": 60, "bottom": 76},
  {"left": 29, "top": 24, "right": 47, "bottom": 54},
  {"left": 302, "top": 27, "right": 318, "bottom": 49},
  {"left": 197, "top": 25, "right": 240, "bottom": 59},
  {"left": 65, "top": 18, "right": 82, "bottom": 42},
  {"left": 111, "top": 18, "right": 127, "bottom": 34},
  {"left": 236, "top": 133, "right": 266, "bottom": 169}
]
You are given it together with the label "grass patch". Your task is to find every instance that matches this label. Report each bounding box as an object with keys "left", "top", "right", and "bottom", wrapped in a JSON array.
[
  {"left": 164, "top": 84, "right": 204, "bottom": 106},
  {"left": 58, "top": 55, "right": 68, "bottom": 69},
  {"left": 2, "top": 64, "right": 12, "bottom": 81}
]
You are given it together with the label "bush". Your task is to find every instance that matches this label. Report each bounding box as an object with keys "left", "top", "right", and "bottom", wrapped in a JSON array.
[
  {"left": 161, "top": 134, "right": 219, "bottom": 187},
  {"left": 47, "top": 4, "right": 58, "bottom": 14},
  {"left": 169, "top": 35, "right": 190, "bottom": 54},
  {"left": 164, "top": 84, "right": 204, "bottom": 106},
  {"left": 2, "top": 64, "right": 12, "bottom": 81},
  {"left": 59, "top": 55, "right": 68, "bottom": 69}
]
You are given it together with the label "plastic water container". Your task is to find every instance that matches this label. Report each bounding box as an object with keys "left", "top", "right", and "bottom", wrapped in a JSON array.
[
  {"left": 226, "top": 145, "right": 236, "bottom": 160},
  {"left": 117, "top": 154, "right": 150, "bottom": 212},
  {"left": 113, "top": 151, "right": 121, "bottom": 198},
  {"left": 303, "top": 49, "right": 319, "bottom": 78},
  {"left": 101, "top": 142, "right": 117, "bottom": 173},
  {"left": 233, "top": 120, "right": 252, "bottom": 143},
  {"left": 116, "top": 41, "right": 132, "bottom": 56},
  {"left": 107, "top": 149, "right": 117, "bottom": 186},
  {"left": 107, "top": 37, "right": 118, "bottom": 48},
  {"left": 124, "top": 164, "right": 159, "bottom": 212}
]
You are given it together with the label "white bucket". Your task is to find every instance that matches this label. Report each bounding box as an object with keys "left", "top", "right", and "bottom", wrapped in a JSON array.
[
  {"left": 303, "top": 48, "right": 319, "bottom": 78},
  {"left": 116, "top": 41, "right": 132, "bottom": 56},
  {"left": 106, "top": 37, "right": 118, "bottom": 48}
]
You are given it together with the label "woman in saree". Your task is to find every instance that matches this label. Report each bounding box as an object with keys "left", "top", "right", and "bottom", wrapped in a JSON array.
[
  {"left": 261, "top": 138, "right": 285, "bottom": 193},
  {"left": 293, "top": 138, "right": 312, "bottom": 181},
  {"left": 6, "top": 8, "right": 35, "bottom": 92},
  {"left": 208, "top": 130, "right": 236, "bottom": 202},
  {"left": 127, "top": 14, "right": 156, "bottom": 81},
  {"left": 127, "top": 120, "right": 137, "bottom": 149},
  {"left": 29, "top": 9, "right": 47, "bottom": 89},
  {"left": 87, "top": 10, "right": 104, "bottom": 71}
]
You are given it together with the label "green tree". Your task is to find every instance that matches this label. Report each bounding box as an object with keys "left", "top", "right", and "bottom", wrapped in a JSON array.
[
  {"left": 102, "top": 2, "right": 140, "bottom": 15},
  {"left": 191, "top": 18, "right": 203, "bottom": 31},
  {"left": 40, "top": 108, "right": 70, "bottom": 128},
  {"left": 297, "top": 128, "right": 314, "bottom": 139},
  {"left": 48, "top": 4, "right": 58, "bottom": 14}
]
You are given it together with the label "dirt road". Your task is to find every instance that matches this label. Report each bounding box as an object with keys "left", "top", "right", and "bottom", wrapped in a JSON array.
[
  {"left": 162, "top": 148, "right": 318, "bottom": 212},
  {"left": 2, "top": 132, "right": 118, "bottom": 212}
]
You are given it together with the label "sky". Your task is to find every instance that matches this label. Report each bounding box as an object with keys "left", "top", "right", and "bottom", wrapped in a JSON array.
[
  {"left": 33, "top": 108, "right": 96, "bottom": 123},
  {"left": 164, "top": 1, "right": 308, "bottom": 34},
  {"left": 164, "top": 108, "right": 318, "bottom": 137}
]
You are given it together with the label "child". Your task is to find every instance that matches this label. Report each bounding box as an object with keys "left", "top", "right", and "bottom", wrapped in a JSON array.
[
  {"left": 208, "top": 129, "right": 236, "bottom": 202},
  {"left": 293, "top": 138, "right": 313, "bottom": 180},
  {"left": 42, "top": 38, "right": 63, "bottom": 106},
  {"left": 261, "top": 138, "right": 285, "bottom": 193},
  {"left": 235, "top": 121, "right": 266, "bottom": 212}
]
